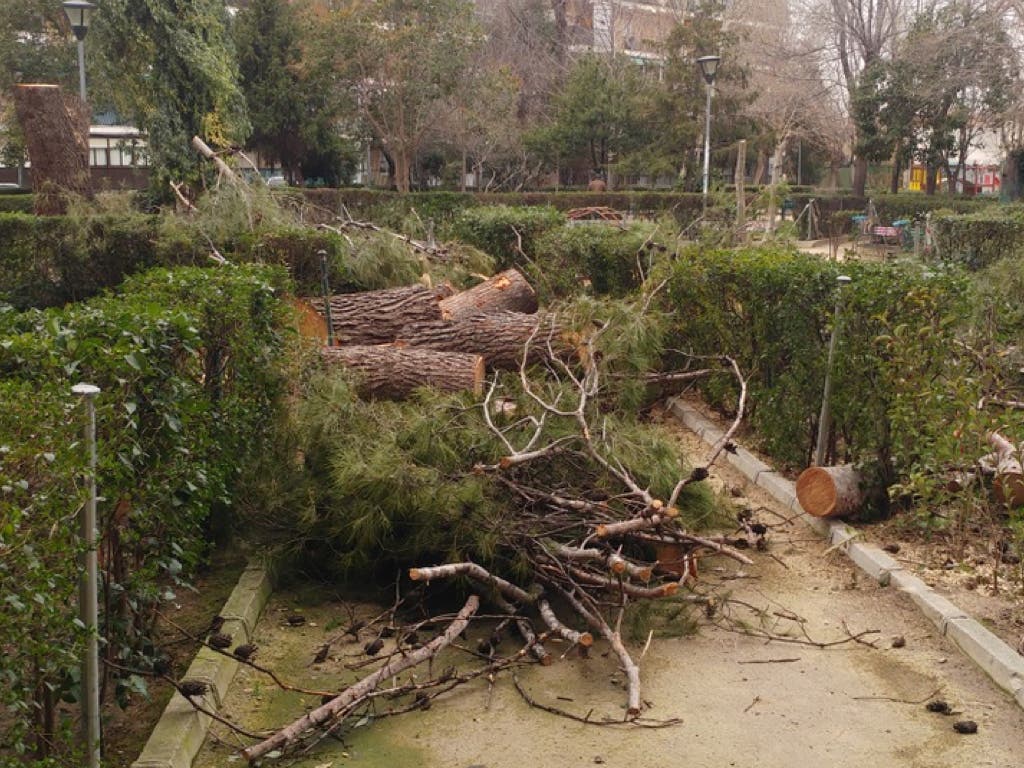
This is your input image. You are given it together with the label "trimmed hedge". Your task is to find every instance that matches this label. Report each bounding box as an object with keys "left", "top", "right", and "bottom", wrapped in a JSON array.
[
  {"left": 932, "top": 208, "right": 1024, "bottom": 268},
  {"left": 660, "top": 246, "right": 971, "bottom": 502},
  {"left": 0, "top": 193, "right": 33, "bottom": 214},
  {"left": 450, "top": 205, "right": 565, "bottom": 269},
  {"left": 0, "top": 264, "right": 292, "bottom": 756}
]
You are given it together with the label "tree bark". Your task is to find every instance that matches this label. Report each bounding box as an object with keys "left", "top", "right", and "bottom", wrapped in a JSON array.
[
  {"left": 309, "top": 284, "right": 453, "bottom": 345},
  {"left": 795, "top": 464, "right": 863, "bottom": 518},
  {"left": 439, "top": 269, "right": 538, "bottom": 320},
  {"left": 398, "top": 311, "right": 570, "bottom": 370},
  {"left": 852, "top": 156, "right": 868, "bottom": 198},
  {"left": 321, "top": 345, "right": 485, "bottom": 399},
  {"left": 12, "top": 84, "right": 91, "bottom": 215},
  {"left": 242, "top": 595, "right": 479, "bottom": 763},
  {"left": 987, "top": 431, "right": 1024, "bottom": 507}
]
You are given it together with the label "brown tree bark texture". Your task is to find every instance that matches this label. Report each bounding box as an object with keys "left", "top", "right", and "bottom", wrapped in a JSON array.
[
  {"left": 987, "top": 431, "right": 1024, "bottom": 507},
  {"left": 308, "top": 284, "right": 453, "bottom": 345},
  {"left": 12, "top": 84, "right": 91, "bottom": 215},
  {"left": 439, "top": 269, "right": 538, "bottom": 320},
  {"left": 321, "top": 345, "right": 485, "bottom": 399},
  {"left": 795, "top": 464, "right": 863, "bottom": 518},
  {"left": 242, "top": 595, "right": 479, "bottom": 762},
  {"left": 399, "top": 311, "right": 567, "bottom": 370}
]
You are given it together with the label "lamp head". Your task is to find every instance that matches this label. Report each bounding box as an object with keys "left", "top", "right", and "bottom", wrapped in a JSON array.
[
  {"left": 696, "top": 55, "right": 721, "bottom": 85},
  {"left": 62, "top": 1, "right": 97, "bottom": 42}
]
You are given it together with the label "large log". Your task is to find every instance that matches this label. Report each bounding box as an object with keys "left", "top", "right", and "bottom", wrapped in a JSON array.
[
  {"left": 439, "top": 269, "right": 538, "bottom": 320},
  {"left": 321, "top": 345, "right": 485, "bottom": 399},
  {"left": 398, "top": 311, "right": 569, "bottom": 370},
  {"left": 12, "top": 84, "right": 91, "bottom": 214},
  {"left": 795, "top": 464, "right": 863, "bottom": 518},
  {"left": 308, "top": 283, "right": 454, "bottom": 345}
]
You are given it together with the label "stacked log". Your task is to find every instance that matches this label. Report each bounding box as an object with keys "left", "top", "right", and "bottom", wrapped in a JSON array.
[
  {"left": 321, "top": 345, "right": 485, "bottom": 399},
  {"left": 311, "top": 269, "right": 558, "bottom": 395},
  {"left": 985, "top": 432, "right": 1024, "bottom": 507},
  {"left": 308, "top": 283, "right": 453, "bottom": 345}
]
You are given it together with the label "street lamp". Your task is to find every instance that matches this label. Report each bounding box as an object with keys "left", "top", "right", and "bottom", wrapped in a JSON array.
[
  {"left": 696, "top": 55, "right": 721, "bottom": 207},
  {"left": 62, "top": 1, "right": 96, "bottom": 102}
]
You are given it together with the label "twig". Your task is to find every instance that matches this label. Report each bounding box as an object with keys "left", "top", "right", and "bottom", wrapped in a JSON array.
[{"left": 511, "top": 673, "right": 682, "bottom": 728}]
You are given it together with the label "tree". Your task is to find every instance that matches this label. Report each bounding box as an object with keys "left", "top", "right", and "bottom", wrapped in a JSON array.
[
  {"left": 318, "top": 0, "right": 480, "bottom": 192},
  {"left": 93, "top": 0, "right": 249, "bottom": 192},
  {"left": 527, "top": 53, "right": 656, "bottom": 183},
  {"left": 813, "top": 0, "right": 906, "bottom": 196},
  {"left": 234, "top": 0, "right": 307, "bottom": 183}
]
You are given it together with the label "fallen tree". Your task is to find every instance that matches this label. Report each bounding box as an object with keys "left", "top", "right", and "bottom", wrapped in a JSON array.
[
  {"left": 309, "top": 283, "right": 454, "bottom": 345},
  {"left": 320, "top": 345, "right": 486, "bottom": 399}
]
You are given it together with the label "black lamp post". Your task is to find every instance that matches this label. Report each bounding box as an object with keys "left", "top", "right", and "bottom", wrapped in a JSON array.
[
  {"left": 62, "top": 1, "right": 96, "bottom": 101},
  {"left": 696, "top": 55, "right": 721, "bottom": 206}
]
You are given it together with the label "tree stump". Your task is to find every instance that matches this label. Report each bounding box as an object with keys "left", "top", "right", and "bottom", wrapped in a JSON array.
[
  {"left": 796, "top": 464, "right": 863, "bottom": 518},
  {"left": 12, "top": 84, "right": 92, "bottom": 214},
  {"left": 439, "top": 269, "right": 538, "bottom": 320},
  {"left": 308, "top": 284, "right": 453, "bottom": 345},
  {"left": 321, "top": 345, "right": 485, "bottom": 399}
]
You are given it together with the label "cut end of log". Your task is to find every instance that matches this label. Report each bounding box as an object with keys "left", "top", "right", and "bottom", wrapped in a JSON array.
[
  {"left": 663, "top": 506, "right": 680, "bottom": 519},
  {"left": 659, "top": 582, "right": 679, "bottom": 597},
  {"left": 795, "top": 464, "right": 863, "bottom": 519},
  {"left": 595, "top": 524, "right": 609, "bottom": 538},
  {"left": 650, "top": 499, "right": 664, "bottom": 510},
  {"left": 994, "top": 473, "right": 1024, "bottom": 507},
  {"left": 578, "top": 632, "right": 594, "bottom": 648},
  {"left": 634, "top": 567, "right": 653, "bottom": 582},
  {"left": 608, "top": 556, "right": 627, "bottom": 574},
  {"left": 537, "top": 651, "right": 554, "bottom": 667},
  {"left": 408, "top": 568, "right": 425, "bottom": 581}
]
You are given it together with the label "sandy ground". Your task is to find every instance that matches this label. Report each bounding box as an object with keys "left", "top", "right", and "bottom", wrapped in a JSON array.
[{"left": 195, "top": 428, "right": 1024, "bottom": 768}]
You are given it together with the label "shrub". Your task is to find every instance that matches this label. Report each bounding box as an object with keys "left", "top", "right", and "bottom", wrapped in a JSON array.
[
  {"left": 451, "top": 205, "right": 565, "bottom": 269},
  {"left": 0, "top": 264, "right": 292, "bottom": 758},
  {"left": 531, "top": 223, "right": 656, "bottom": 299},
  {"left": 0, "top": 193, "right": 33, "bottom": 214},
  {"left": 931, "top": 208, "right": 1024, "bottom": 269}
]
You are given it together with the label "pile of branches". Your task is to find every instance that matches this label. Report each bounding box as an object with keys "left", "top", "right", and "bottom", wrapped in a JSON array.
[{"left": 231, "top": 283, "right": 758, "bottom": 760}]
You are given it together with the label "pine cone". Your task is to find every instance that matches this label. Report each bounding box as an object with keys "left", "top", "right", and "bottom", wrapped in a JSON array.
[
  {"left": 208, "top": 632, "right": 232, "bottom": 649},
  {"left": 179, "top": 679, "right": 208, "bottom": 698},
  {"left": 233, "top": 643, "right": 258, "bottom": 661}
]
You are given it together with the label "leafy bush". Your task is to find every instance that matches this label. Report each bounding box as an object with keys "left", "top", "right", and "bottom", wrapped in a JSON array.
[
  {"left": 0, "top": 194, "right": 33, "bottom": 214},
  {"left": 659, "top": 246, "right": 970, "bottom": 503},
  {"left": 932, "top": 208, "right": 1024, "bottom": 269},
  {"left": 451, "top": 205, "right": 565, "bottom": 269},
  {"left": 0, "top": 264, "right": 292, "bottom": 758},
  {"left": 531, "top": 223, "right": 656, "bottom": 298}
]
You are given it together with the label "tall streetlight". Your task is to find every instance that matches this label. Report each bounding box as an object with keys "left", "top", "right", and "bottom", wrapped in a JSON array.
[
  {"left": 62, "top": 1, "right": 97, "bottom": 102},
  {"left": 696, "top": 55, "right": 721, "bottom": 208}
]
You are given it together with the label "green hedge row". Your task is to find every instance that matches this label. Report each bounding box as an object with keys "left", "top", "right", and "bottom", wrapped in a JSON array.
[
  {"left": 0, "top": 264, "right": 291, "bottom": 757},
  {"left": 660, "top": 247, "right": 971, "bottom": 502},
  {"left": 0, "top": 193, "right": 33, "bottom": 214},
  {"left": 931, "top": 208, "right": 1024, "bottom": 268},
  {"left": 0, "top": 213, "right": 428, "bottom": 310}
]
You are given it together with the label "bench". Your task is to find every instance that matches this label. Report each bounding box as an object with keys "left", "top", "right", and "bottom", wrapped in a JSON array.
[{"left": 871, "top": 225, "right": 902, "bottom": 245}]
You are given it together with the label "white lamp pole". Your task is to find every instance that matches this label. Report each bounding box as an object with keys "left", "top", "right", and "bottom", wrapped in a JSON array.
[
  {"left": 72, "top": 382, "right": 101, "bottom": 768},
  {"left": 62, "top": 1, "right": 96, "bottom": 102},
  {"left": 697, "top": 55, "right": 721, "bottom": 208}
]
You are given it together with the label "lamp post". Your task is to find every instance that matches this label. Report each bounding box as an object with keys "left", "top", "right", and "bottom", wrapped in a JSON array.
[
  {"left": 62, "top": 1, "right": 96, "bottom": 102},
  {"left": 814, "top": 275, "right": 852, "bottom": 467},
  {"left": 696, "top": 54, "right": 721, "bottom": 208},
  {"left": 71, "top": 382, "right": 101, "bottom": 768}
]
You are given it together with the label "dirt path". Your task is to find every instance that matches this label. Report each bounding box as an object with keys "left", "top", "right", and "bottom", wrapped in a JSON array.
[{"left": 195, "top": 428, "right": 1024, "bottom": 768}]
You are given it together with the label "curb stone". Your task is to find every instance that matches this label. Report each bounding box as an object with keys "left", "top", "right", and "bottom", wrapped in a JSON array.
[
  {"left": 131, "top": 563, "right": 273, "bottom": 768},
  {"left": 668, "top": 398, "right": 1024, "bottom": 711}
]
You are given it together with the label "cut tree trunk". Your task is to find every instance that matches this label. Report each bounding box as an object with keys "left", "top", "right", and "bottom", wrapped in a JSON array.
[
  {"left": 309, "top": 284, "right": 453, "bottom": 345},
  {"left": 291, "top": 299, "right": 328, "bottom": 344},
  {"left": 12, "top": 84, "right": 91, "bottom": 215},
  {"left": 795, "top": 464, "right": 863, "bottom": 518},
  {"left": 398, "top": 311, "right": 569, "bottom": 370},
  {"left": 439, "top": 269, "right": 538, "bottom": 320},
  {"left": 321, "top": 345, "right": 485, "bottom": 399},
  {"left": 987, "top": 432, "right": 1024, "bottom": 507}
]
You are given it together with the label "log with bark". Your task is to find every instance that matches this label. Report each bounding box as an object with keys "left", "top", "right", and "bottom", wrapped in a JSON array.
[
  {"left": 795, "top": 464, "right": 863, "bottom": 518},
  {"left": 439, "top": 269, "right": 539, "bottom": 320},
  {"left": 986, "top": 431, "right": 1024, "bottom": 507},
  {"left": 321, "top": 345, "right": 485, "bottom": 399},
  {"left": 12, "top": 84, "right": 92, "bottom": 214},
  {"left": 399, "top": 310, "right": 571, "bottom": 370},
  {"left": 309, "top": 284, "right": 454, "bottom": 345}
]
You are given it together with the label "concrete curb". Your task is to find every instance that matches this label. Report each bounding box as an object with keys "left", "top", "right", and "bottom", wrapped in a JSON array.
[
  {"left": 669, "top": 398, "right": 1024, "bottom": 711},
  {"left": 131, "top": 563, "right": 273, "bottom": 768}
]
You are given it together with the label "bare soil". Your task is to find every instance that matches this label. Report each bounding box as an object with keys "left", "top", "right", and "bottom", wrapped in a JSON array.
[{"left": 192, "top": 425, "right": 1024, "bottom": 768}]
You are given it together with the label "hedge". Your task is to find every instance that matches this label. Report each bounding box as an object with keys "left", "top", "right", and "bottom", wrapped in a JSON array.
[
  {"left": 0, "top": 193, "right": 33, "bottom": 214},
  {"left": 660, "top": 246, "right": 971, "bottom": 502},
  {"left": 0, "top": 264, "right": 292, "bottom": 758},
  {"left": 931, "top": 208, "right": 1024, "bottom": 268}
]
